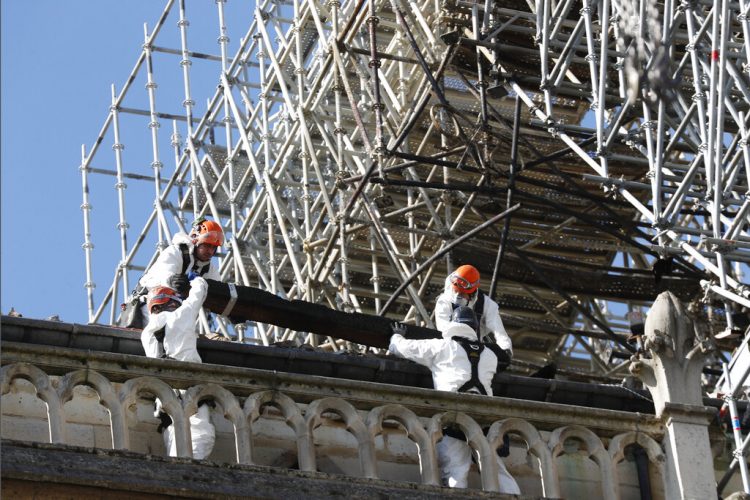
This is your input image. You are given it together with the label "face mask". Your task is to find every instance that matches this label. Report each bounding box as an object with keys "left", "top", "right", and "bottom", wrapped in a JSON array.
[{"left": 451, "top": 291, "right": 469, "bottom": 307}]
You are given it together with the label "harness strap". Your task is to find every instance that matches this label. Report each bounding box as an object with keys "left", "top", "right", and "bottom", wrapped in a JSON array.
[
  {"left": 179, "top": 243, "right": 191, "bottom": 275},
  {"left": 474, "top": 291, "right": 485, "bottom": 325},
  {"left": 451, "top": 336, "right": 487, "bottom": 396}
]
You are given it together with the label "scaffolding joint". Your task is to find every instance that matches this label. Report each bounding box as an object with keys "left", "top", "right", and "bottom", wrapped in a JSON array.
[
  {"left": 653, "top": 217, "right": 670, "bottom": 231},
  {"left": 584, "top": 53, "right": 598, "bottom": 64},
  {"left": 335, "top": 171, "right": 348, "bottom": 189},
  {"left": 546, "top": 121, "right": 560, "bottom": 138}
]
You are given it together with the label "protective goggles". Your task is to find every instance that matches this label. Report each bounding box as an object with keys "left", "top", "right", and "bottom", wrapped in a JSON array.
[
  {"left": 193, "top": 231, "right": 222, "bottom": 246},
  {"left": 449, "top": 273, "right": 479, "bottom": 291},
  {"left": 150, "top": 293, "right": 183, "bottom": 306}
]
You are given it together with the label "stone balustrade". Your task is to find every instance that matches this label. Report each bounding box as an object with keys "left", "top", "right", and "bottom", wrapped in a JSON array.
[{"left": 2, "top": 340, "right": 669, "bottom": 498}]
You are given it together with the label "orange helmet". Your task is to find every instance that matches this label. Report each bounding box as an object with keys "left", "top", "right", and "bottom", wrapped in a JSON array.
[
  {"left": 189, "top": 218, "right": 224, "bottom": 247},
  {"left": 147, "top": 286, "right": 183, "bottom": 313},
  {"left": 449, "top": 264, "right": 480, "bottom": 294}
]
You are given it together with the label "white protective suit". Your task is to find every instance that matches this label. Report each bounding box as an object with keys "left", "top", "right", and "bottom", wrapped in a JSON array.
[
  {"left": 140, "top": 277, "right": 215, "bottom": 460},
  {"left": 434, "top": 278, "right": 513, "bottom": 353},
  {"left": 389, "top": 323, "right": 520, "bottom": 493},
  {"left": 138, "top": 232, "right": 221, "bottom": 324}
]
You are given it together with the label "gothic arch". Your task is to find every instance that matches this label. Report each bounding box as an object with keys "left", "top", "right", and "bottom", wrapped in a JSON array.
[
  {"left": 183, "top": 383, "right": 247, "bottom": 463},
  {"left": 244, "top": 390, "right": 310, "bottom": 469},
  {"left": 366, "top": 403, "right": 439, "bottom": 485},
  {"left": 1, "top": 363, "right": 64, "bottom": 443},
  {"left": 306, "top": 397, "right": 376, "bottom": 478},
  {"left": 118, "top": 376, "right": 190, "bottom": 457},
  {"left": 487, "top": 417, "right": 558, "bottom": 498},
  {"left": 427, "top": 411, "right": 500, "bottom": 492},
  {"left": 57, "top": 369, "right": 127, "bottom": 449},
  {"left": 548, "top": 425, "right": 616, "bottom": 500},
  {"left": 609, "top": 432, "right": 665, "bottom": 498}
]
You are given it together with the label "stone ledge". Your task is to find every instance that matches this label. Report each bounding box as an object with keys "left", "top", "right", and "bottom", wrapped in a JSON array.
[
  {"left": 1, "top": 440, "right": 536, "bottom": 499},
  {"left": 1, "top": 341, "right": 665, "bottom": 436}
]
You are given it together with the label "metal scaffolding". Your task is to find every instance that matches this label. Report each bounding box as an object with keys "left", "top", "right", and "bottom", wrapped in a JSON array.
[{"left": 80, "top": 0, "right": 749, "bottom": 381}]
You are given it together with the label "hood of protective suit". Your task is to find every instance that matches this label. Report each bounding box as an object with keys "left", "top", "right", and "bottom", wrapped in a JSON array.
[
  {"left": 172, "top": 231, "right": 194, "bottom": 248},
  {"left": 441, "top": 321, "right": 478, "bottom": 341}
]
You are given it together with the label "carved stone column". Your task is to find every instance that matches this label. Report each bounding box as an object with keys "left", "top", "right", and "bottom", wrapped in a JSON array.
[{"left": 629, "top": 291, "right": 717, "bottom": 500}]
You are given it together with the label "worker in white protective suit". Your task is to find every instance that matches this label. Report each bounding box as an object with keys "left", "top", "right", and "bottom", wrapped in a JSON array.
[
  {"left": 137, "top": 217, "right": 223, "bottom": 324},
  {"left": 389, "top": 306, "right": 520, "bottom": 493},
  {"left": 434, "top": 264, "right": 513, "bottom": 354},
  {"left": 141, "top": 278, "right": 215, "bottom": 460}
]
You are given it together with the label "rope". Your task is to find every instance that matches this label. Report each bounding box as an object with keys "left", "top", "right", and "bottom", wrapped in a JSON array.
[{"left": 603, "top": 383, "right": 654, "bottom": 403}]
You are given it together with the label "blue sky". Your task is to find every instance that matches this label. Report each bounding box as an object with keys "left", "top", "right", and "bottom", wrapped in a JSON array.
[{"left": 1, "top": 1, "right": 243, "bottom": 323}]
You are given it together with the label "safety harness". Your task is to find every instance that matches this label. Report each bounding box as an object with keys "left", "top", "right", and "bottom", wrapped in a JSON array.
[
  {"left": 451, "top": 335, "right": 511, "bottom": 396},
  {"left": 452, "top": 336, "right": 488, "bottom": 396},
  {"left": 128, "top": 243, "right": 210, "bottom": 301},
  {"left": 444, "top": 336, "right": 512, "bottom": 456}
]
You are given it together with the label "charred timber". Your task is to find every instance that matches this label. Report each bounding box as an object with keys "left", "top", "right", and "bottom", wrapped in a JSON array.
[{"left": 202, "top": 280, "right": 436, "bottom": 349}]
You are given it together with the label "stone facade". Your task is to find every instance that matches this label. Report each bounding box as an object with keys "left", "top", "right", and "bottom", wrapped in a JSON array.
[
  {"left": 2, "top": 301, "right": 746, "bottom": 498},
  {"left": 3, "top": 340, "right": 670, "bottom": 498}
]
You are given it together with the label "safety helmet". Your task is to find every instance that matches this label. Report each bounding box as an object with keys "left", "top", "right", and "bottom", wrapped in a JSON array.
[
  {"left": 147, "top": 286, "right": 183, "bottom": 313},
  {"left": 449, "top": 264, "right": 480, "bottom": 294},
  {"left": 451, "top": 305, "right": 479, "bottom": 332},
  {"left": 189, "top": 218, "right": 224, "bottom": 247}
]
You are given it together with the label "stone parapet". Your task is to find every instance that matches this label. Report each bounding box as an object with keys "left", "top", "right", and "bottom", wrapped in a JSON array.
[{"left": 2, "top": 341, "right": 668, "bottom": 498}]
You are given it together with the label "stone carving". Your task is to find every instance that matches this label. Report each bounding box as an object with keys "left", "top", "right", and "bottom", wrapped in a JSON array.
[{"left": 629, "top": 291, "right": 713, "bottom": 414}]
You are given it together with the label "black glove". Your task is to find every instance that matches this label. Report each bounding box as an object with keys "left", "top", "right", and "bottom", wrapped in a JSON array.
[
  {"left": 497, "top": 434, "right": 511, "bottom": 457},
  {"left": 391, "top": 322, "right": 407, "bottom": 336},
  {"left": 157, "top": 411, "right": 173, "bottom": 433},
  {"left": 167, "top": 273, "right": 190, "bottom": 296}
]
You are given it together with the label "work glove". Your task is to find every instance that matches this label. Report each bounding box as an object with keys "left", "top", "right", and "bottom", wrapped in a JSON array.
[
  {"left": 167, "top": 273, "right": 190, "bottom": 297},
  {"left": 391, "top": 321, "right": 407, "bottom": 336}
]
